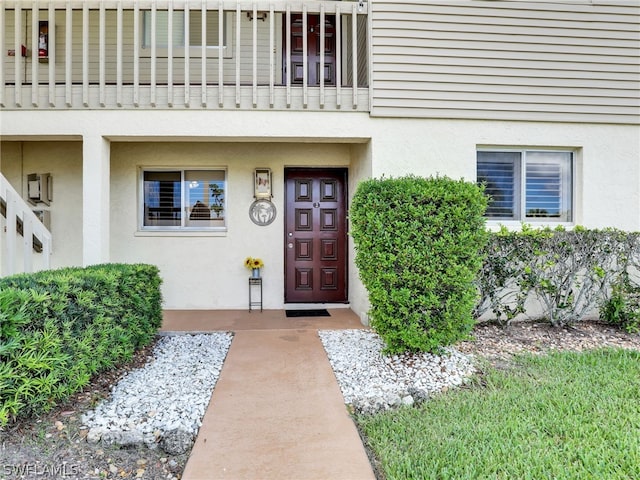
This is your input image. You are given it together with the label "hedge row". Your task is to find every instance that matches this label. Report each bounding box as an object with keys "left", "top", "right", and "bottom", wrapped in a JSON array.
[
  {"left": 351, "top": 174, "right": 640, "bottom": 354},
  {"left": 0, "top": 263, "right": 163, "bottom": 426},
  {"left": 475, "top": 226, "right": 640, "bottom": 330}
]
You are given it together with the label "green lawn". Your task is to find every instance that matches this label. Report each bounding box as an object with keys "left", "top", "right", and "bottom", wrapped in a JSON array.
[{"left": 356, "top": 348, "right": 640, "bottom": 480}]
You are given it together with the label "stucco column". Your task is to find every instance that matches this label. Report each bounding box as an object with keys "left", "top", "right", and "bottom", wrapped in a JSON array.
[{"left": 82, "top": 134, "right": 110, "bottom": 266}]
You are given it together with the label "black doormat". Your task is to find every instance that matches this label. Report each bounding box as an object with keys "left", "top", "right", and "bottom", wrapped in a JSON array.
[{"left": 285, "top": 309, "right": 331, "bottom": 318}]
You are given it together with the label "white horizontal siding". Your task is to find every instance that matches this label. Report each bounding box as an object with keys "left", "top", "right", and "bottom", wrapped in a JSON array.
[
  {"left": 2, "top": 10, "right": 16, "bottom": 83},
  {"left": 371, "top": 0, "right": 640, "bottom": 123}
]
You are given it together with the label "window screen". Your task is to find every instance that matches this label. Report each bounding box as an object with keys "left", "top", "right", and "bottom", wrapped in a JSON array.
[
  {"left": 477, "top": 151, "right": 519, "bottom": 219},
  {"left": 142, "top": 169, "right": 226, "bottom": 230},
  {"left": 143, "top": 171, "right": 181, "bottom": 226},
  {"left": 477, "top": 150, "right": 573, "bottom": 223}
]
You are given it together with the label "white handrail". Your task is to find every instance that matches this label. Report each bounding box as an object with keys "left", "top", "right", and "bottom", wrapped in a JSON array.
[{"left": 0, "top": 173, "right": 52, "bottom": 276}]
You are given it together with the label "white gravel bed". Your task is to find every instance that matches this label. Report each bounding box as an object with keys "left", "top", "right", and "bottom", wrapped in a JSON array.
[
  {"left": 81, "top": 333, "right": 233, "bottom": 453},
  {"left": 319, "top": 329, "right": 476, "bottom": 415},
  {"left": 80, "top": 329, "right": 474, "bottom": 452}
]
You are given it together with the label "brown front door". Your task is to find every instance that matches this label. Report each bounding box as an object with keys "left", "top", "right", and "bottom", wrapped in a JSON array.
[
  {"left": 285, "top": 14, "right": 337, "bottom": 85},
  {"left": 285, "top": 168, "right": 347, "bottom": 303}
]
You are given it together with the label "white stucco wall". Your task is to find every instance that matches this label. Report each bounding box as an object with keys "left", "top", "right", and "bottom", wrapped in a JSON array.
[
  {"left": 0, "top": 141, "right": 83, "bottom": 272},
  {"left": 110, "top": 141, "right": 354, "bottom": 309},
  {"left": 369, "top": 119, "right": 640, "bottom": 230},
  {"left": 2, "top": 110, "right": 639, "bottom": 315}
]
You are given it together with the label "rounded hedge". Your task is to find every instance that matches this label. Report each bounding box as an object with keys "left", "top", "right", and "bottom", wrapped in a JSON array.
[
  {"left": 350, "top": 175, "right": 488, "bottom": 353},
  {"left": 0, "top": 263, "right": 163, "bottom": 426}
]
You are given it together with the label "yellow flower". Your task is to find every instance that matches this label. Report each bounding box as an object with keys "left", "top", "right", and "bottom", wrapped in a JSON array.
[
  {"left": 244, "top": 257, "right": 264, "bottom": 269},
  {"left": 251, "top": 258, "right": 264, "bottom": 269}
]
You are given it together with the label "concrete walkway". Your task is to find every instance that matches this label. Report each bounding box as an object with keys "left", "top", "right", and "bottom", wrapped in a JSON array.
[{"left": 161, "top": 309, "right": 376, "bottom": 480}]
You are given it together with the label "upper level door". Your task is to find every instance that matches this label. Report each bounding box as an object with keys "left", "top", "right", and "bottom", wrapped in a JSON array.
[
  {"left": 285, "top": 14, "right": 337, "bottom": 85},
  {"left": 285, "top": 169, "right": 347, "bottom": 303}
]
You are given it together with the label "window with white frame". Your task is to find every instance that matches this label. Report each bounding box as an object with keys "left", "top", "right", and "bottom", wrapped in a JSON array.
[
  {"left": 142, "top": 10, "right": 228, "bottom": 50},
  {"left": 477, "top": 150, "right": 573, "bottom": 222},
  {"left": 141, "top": 169, "right": 226, "bottom": 230}
]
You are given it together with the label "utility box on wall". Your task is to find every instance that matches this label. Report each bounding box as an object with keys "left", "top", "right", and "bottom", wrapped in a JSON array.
[{"left": 27, "top": 173, "right": 52, "bottom": 205}]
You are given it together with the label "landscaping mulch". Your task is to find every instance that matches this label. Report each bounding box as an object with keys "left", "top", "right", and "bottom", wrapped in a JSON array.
[{"left": 457, "top": 320, "right": 640, "bottom": 368}]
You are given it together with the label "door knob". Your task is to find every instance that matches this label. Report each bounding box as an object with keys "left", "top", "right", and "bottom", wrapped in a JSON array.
[{"left": 288, "top": 243, "right": 293, "bottom": 249}]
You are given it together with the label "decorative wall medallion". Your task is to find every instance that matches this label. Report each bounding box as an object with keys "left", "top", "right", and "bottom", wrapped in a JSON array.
[{"left": 249, "top": 199, "right": 277, "bottom": 226}]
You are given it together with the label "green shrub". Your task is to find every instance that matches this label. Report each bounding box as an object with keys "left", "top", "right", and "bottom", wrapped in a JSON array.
[
  {"left": 350, "top": 175, "right": 488, "bottom": 353},
  {"left": 0, "top": 263, "right": 162, "bottom": 426},
  {"left": 475, "top": 227, "right": 640, "bottom": 328},
  {"left": 473, "top": 229, "right": 534, "bottom": 324},
  {"left": 600, "top": 273, "right": 640, "bottom": 334}
]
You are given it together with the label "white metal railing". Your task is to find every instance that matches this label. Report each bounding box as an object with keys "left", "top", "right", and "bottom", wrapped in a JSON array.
[
  {"left": 0, "top": 173, "right": 52, "bottom": 276},
  {"left": 1, "top": 0, "right": 369, "bottom": 111}
]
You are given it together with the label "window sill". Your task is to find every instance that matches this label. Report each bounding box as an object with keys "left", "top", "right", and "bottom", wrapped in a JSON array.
[{"left": 135, "top": 230, "right": 227, "bottom": 237}]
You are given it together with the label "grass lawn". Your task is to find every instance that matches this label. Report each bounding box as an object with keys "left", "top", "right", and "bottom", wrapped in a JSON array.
[{"left": 356, "top": 348, "right": 640, "bottom": 480}]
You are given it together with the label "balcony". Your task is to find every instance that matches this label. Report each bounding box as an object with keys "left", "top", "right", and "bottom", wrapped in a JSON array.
[{"left": 0, "top": 0, "right": 369, "bottom": 111}]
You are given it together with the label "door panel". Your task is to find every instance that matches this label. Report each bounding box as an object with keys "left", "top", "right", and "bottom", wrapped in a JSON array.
[
  {"left": 285, "top": 169, "right": 347, "bottom": 303},
  {"left": 285, "top": 14, "right": 337, "bottom": 86}
]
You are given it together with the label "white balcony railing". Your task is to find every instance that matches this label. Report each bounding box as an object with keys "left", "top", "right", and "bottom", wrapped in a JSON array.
[
  {"left": 0, "top": 0, "right": 369, "bottom": 111},
  {"left": 0, "top": 173, "right": 52, "bottom": 276}
]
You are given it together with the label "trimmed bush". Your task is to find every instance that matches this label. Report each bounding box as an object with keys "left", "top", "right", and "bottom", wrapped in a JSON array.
[
  {"left": 0, "top": 264, "right": 162, "bottom": 426},
  {"left": 350, "top": 175, "right": 488, "bottom": 353},
  {"left": 600, "top": 272, "right": 640, "bottom": 334}
]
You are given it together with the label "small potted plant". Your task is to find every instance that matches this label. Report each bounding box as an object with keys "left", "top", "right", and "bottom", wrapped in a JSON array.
[{"left": 244, "top": 257, "right": 264, "bottom": 278}]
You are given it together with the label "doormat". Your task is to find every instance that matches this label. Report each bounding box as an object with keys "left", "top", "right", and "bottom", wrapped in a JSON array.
[{"left": 285, "top": 309, "right": 331, "bottom": 318}]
